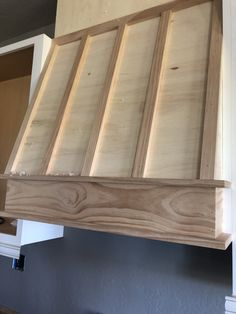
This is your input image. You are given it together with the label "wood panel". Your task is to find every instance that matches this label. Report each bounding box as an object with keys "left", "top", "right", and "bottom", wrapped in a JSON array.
[
  {"left": 145, "top": 2, "right": 212, "bottom": 179},
  {"left": 55, "top": 0, "right": 170, "bottom": 37},
  {"left": 42, "top": 35, "right": 91, "bottom": 174},
  {"left": 48, "top": 30, "right": 118, "bottom": 175},
  {"left": 91, "top": 18, "right": 160, "bottom": 177},
  {"left": 1, "top": 178, "right": 230, "bottom": 249},
  {"left": 132, "top": 11, "right": 171, "bottom": 177},
  {"left": 12, "top": 42, "right": 80, "bottom": 175}
]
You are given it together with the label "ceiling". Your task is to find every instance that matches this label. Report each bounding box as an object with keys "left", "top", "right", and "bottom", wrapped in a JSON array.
[{"left": 0, "top": 0, "right": 57, "bottom": 43}]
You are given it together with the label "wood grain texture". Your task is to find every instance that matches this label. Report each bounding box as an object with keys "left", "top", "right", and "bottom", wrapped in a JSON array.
[
  {"left": 0, "top": 174, "right": 230, "bottom": 188},
  {"left": 92, "top": 18, "right": 159, "bottom": 177},
  {"left": 132, "top": 11, "right": 171, "bottom": 177},
  {"left": 55, "top": 0, "right": 210, "bottom": 39},
  {"left": 41, "top": 35, "right": 90, "bottom": 174},
  {"left": 0, "top": 47, "right": 33, "bottom": 82},
  {"left": 200, "top": 0, "right": 222, "bottom": 179},
  {"left": 145, "top": 2, "right": 212, "bottom": 179},
  {"left": 48, "top": 31, "right": 117, "bottom": 175},
  {"left": 1, "top": 179, "right": 230, "bottom": 249},
  {"left": 12, "top": 42, "right": 80, "bottom": 175},
  {"left": 81, "top": 25, "right": 127, "bottom": 176},
  {"left": 5, "top": 43, "right": 56, "bottom": 175}
]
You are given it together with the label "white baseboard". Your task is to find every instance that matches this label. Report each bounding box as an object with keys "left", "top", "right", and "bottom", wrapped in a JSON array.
[{"left": 226, "top": 296, "right": 236, "bottom": 313}]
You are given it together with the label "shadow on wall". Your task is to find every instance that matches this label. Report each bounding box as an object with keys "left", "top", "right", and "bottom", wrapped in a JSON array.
[{"left": 0, "top": 227, "right": 232, "bottom": 314}]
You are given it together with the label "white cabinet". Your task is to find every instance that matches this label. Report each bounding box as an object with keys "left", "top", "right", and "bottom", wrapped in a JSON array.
[{"left": 0, "top": 34, "right": 64, "bottom": 259}]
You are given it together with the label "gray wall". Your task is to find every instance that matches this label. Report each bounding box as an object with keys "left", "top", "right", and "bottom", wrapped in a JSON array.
[
  {"left": 0, "top": 5, "right": 232, "bottom": 314},
  {"left": 0, "top": 228, "right": 232, "bottom": 314}
]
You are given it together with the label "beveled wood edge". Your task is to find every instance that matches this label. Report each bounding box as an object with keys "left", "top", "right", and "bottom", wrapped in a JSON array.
[
  {"left": 42, "top": 35, "right": 90, "bottom": 174},
  {"left": 81, "top": 25, "right": 127, "bottom": 176},
  {"left": 0, "top": 210, "right": 231, "bottom": 250},
  {"left": 132, "top": 11, "right": 172, "bottom": 177},
  {"left": 200, "top": 0, "right": 223, "bottom": 179},
  {"left": 54, "top": 0, "right": 211, "bottom": 45},
  {"left": 0, "top": 174, "right": 230, "bottom": 188}
]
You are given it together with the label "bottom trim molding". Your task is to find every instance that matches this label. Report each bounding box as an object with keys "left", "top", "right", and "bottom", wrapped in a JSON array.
[
  {"left": 0, "top": 242, "right": 20, "bottom": 259},
  {"left": 225, "top": 297, "right": 236, "bottom": 313}
]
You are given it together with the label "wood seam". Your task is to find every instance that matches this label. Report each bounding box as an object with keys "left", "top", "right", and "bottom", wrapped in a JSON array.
[
  {"left": 200, "top": 0, "right": 222, "bottom": 179},
  {"left": 81, "top": 24, "right": 127, "bottom": 176},
  {"left": 132, "top": 10, "right": 172, "bottom": 178},
  {"left": 40, "top": 35, "right": 90, "bottom": 174}
]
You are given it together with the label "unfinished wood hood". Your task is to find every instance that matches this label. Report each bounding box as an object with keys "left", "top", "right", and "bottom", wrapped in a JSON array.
[{"left": 0, "top": 0, "right": 231, "bottom": 249}]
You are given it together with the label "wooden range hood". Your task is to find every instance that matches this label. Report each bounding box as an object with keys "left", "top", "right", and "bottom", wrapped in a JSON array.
[{"left": 0, "top": 0, "right": 231, "bottom": 249}]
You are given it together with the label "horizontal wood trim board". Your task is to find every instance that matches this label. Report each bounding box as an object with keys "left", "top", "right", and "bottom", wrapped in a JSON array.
[
  {"left": 1, "top": 179, "right": 230, "bottom": 250},
  {"left": 54, "top": 0, "right": 211, "bottom": 45},
  {"left": 5, "top": 180, "right": 220, "bottom": 242},
  {"left": 0, "top": 175, "right": 230, "bottom": 188}
]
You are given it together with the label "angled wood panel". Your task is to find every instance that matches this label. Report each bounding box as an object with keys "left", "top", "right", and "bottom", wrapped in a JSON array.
[
  {"left": 91, "top": 18, "right": 160, "bottom": 177},
  {"left": 144, "top": 2, "right": 212, "bottom": 179},
  {"left": 6, "top": 0, "right": 221, "bottom": 182},
  {"left": 132, "top": 11, "right": 171, "bottom": 177},
  {"left": 47, "top": 30, "right": 118, "bottom": 175},
  {"left": 11, "top": 41, "right": 80, "bottom": 175}
]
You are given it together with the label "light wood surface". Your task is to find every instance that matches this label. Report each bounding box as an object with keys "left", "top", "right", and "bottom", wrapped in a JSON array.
[
  {"left": 54, "top": 0, "right": 210, "bottom": 45},
  {"left": 42, "top": 35, "right": 90, "bottom": 174},
  {"left": 0, "top": 0, "right": 225, "bottom": 250},
  {"left": 81, "top": 25, "right": 127, "bottom": 176},
  {"left": 13, "top": 42, "right": 80, "bottom": 174},
  {"left": 7, "top": 0, "right": 220, "bottom": 181},
  {"left": 200, "top": 0, "right": 223, "bottom": 179},
  {"left": 92, "top": 18, "right": 159, "bottom": 177},
  {"left": 48, "top": 31, "right": 117, "bottom": 175},
  {"left": 132, "top": 11, "right": 171, "bottom": 177},
  {"left": 145, "top": 2, "right": 212, "bottom": 179},
  {"left": 0, "top": 174, "right": 230, "bottom": 188},
  {"left": 55, "top": 0, "right": 209, "bottom": 37},
  {"left": 1, "top": 178, "right": 229, "bottom": 249}
]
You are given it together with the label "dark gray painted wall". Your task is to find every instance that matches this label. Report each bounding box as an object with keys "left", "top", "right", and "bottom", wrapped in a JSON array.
[
  {"left": 0, "top": 228, "right": 232, "bottom": 314},
  {"left": 0, "top": 4, "right": 232, "bottom": 314}
]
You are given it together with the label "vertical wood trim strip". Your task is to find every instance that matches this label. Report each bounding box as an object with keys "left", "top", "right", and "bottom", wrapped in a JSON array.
[
  {"left": 81, "top": 24, "right": 127, "bottom": 176},
  {"left": 200, "top": 0, "right": 222, "bottom": 179},
  {"left": 132, "top": 11, "right": 172, "bottom": 178},
  {"left": 41, "top": 35, "right": 90, "bottom": 174},
  {"left": 5, "top": 42, "right": 57, "bottom": 174}
]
